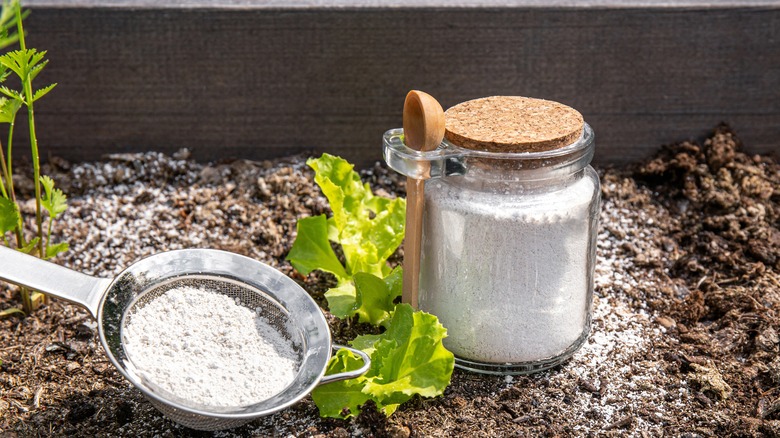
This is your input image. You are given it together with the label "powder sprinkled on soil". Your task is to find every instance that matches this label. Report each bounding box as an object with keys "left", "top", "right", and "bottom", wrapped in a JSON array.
[
  {"left": 122, "top": 286, "right": 299, "bottom": 407},
  {"left": 2, "top": 126, "right": 778, "bottom": 436}
]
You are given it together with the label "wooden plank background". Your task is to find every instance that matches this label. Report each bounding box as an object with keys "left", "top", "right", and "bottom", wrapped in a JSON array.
[{"left": 11, "top": 3, "right": 780, "bottom": 167}]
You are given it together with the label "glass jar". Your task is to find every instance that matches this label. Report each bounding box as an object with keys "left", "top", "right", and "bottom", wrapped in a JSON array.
[{"left": 383, "top": 104, "right": 599, "bottom": 375}]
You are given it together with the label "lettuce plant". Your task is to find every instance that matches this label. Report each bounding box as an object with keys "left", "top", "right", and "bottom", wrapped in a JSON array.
[
  {"left": 311, "top": 304, "right": 454, "bottom": 417},
  {"left": 287, "top": 153, "right": 405, "bottom": 327},
  {"left": 287, "top": 153, "right": 454, "bottom": 418}
]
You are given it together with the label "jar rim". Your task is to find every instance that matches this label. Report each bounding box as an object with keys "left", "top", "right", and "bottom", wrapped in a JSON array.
[
  {"left": 441, "top": 123, "right": 593, "bottom": 162},
  {"left": 382, "top": 123, "right": 595, "bottom": 181}
]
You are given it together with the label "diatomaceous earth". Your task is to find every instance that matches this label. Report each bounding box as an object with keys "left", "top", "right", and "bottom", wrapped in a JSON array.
[
  {"left": 420, "top": 173, "right": 597, "bottom": 363},
  {"left": 122, "top": 286, "right": 299, "bottom": 407}
]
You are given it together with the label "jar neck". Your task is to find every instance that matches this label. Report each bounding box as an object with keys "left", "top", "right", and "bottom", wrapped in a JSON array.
[
  {"left": 446, "top": 167, "right": 588, "bottom": 193},
  {"left": 383, "top": 123, "right": 595, "bottom": 183},
  {"left": 452, "top": 123, "right": 595, "bottom": 183}
]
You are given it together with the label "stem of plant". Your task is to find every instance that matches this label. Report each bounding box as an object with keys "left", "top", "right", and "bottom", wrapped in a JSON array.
[
  {"left": 0, "top": 139, "right": 8, "bottom": 198},
  {"left": 6, "top": 123, "right": 14, "bottom": 195},
  {"left": 6, "top": 120, "right": 31, "bottom": 310},
  {"left": 45, "top": 212, "right": 53, "bottom": 252},
  {"left": 5, "top": 122, "right": 24, "bottom": 249},
  {"left": 15, "top": 4, "right": 43, "bottom": 259}
]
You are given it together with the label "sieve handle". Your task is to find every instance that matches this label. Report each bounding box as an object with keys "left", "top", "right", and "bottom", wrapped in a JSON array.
[
  {"left": 319, "top": 345, "right": 371, "bottom": 385},
  {"left": 0, "top": 246, "right": 112, "bottom": 319}
]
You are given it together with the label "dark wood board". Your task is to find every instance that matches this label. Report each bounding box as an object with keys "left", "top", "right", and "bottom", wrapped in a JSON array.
[{"left": 9, "top": 4, "right": 779, "bottom": 167}]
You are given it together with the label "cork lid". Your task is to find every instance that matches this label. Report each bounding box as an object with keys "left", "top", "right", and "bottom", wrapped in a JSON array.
[{"left": 444, "top": 96, "right": 584, "bottom": 153}]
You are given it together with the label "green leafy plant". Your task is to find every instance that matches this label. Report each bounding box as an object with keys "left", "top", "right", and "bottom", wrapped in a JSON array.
[
  {"left": 311, "top": 304, "right": 454, "bottom": 417},
  {"left": 287, "top": 153, "right": 454, "bottom": 418},
  {"left": 0, "top": 0, "right": 67, "bottom": 316},
  {"left": 287, "top": 153, "right": 405, "bottom": 327}
]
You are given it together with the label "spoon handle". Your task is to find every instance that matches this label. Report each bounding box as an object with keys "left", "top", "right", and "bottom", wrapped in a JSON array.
[{"left": 403, "top": 177, "right": 425, "bottom": 308}]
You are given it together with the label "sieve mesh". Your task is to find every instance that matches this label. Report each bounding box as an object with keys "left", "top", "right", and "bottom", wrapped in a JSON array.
[
  {"left": 119, "top": 275, "right": 307, "bottom": 430},
  {"left": 124, "top": 276, "right": 297, "bottom": 348},
  {"left": 147, "top": 398, "right": 254, "bottom": 431}
]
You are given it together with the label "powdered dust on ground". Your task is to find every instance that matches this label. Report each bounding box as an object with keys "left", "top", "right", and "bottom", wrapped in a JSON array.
[{"left": 0, "top": 126, "right": 778, "bottom": 437}]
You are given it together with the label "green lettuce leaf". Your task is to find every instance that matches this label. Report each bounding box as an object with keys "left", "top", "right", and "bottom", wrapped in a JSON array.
[
  {"left": 307, "top": 153, "right": 370, "bottom": 236},
  {"left": 353, "top": 267, "right": 402, "bottom": 327},
  {"left": 364, "top": 196, "right": 406, "bottom": 265},
  {"left": 305, "top": 153, "right": 405, "bottom": 279},
  {"left": 323, "top": 282, "right": 357, "bottom": 319},
  {"left": 351, "top": 333, "right": 382, "bottom": 358},
  {"left": 363, "top": 304, "right": 454, "bottom": 408},
  {"left": 314, "top": 304, "right": 454, "bottom": 419},
  {"left": 310, "top": 348, "right": 373, "bottom": 419},
  {"left": 323, "top": 267, "right": 402, "bottom": 326},
  {"left": 287, "top": 153, "right": 406, "bottom": 320},
  {"left": 287, "top": 214, "right": 348, "bottom": 281}
]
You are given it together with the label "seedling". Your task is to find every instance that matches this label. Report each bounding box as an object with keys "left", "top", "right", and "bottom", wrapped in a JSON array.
[{"left": 0, "top": 0, "right": 67, "bottom": 316}]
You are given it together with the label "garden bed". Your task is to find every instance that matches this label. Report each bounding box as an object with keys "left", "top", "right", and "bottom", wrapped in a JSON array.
[{"left": 0, "top": 125, "right": 778, "bottom": 437}]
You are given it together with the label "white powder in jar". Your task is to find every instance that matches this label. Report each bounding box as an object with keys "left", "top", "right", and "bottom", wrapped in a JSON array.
[
  {"left": 419, "top": 171, "right": 598, "bottom": 364},
  {"left": 122, "top": 286, "right": 299, "bottom": 407}
]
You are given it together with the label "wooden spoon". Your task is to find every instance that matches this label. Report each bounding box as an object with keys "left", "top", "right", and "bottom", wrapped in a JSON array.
[{"left": 402, "top": 90, "right": 445, "bottom": 309}]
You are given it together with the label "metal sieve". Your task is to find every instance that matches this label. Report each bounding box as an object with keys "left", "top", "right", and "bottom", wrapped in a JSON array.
[{"left": 0, "top": 246, "right": 369, "bottom": 431}]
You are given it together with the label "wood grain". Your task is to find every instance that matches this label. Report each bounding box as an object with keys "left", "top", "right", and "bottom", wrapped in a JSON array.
[
  {"left": 12, "top": 4, "right": 779, "bottom": 166},
  {"left": 401, "top": 90, "right": 444, "bottom": 309}
]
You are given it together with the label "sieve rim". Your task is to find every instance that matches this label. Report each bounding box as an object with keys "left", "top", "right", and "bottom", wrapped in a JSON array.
[{"left": 96, "top": 248, "right": 334, "bottom": 421}]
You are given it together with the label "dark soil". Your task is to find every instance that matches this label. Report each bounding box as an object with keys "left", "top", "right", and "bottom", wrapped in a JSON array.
[{"left": 0, "top": 125, "right": 778, "bottom": 437}]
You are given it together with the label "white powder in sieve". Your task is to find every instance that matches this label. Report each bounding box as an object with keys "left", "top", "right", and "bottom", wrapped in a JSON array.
[
  {"left": 419, "top": 172, "right": 598, "bottom": 364},
  {"left": 122, "top": 286, "right": 299, "bottom": 407}
]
